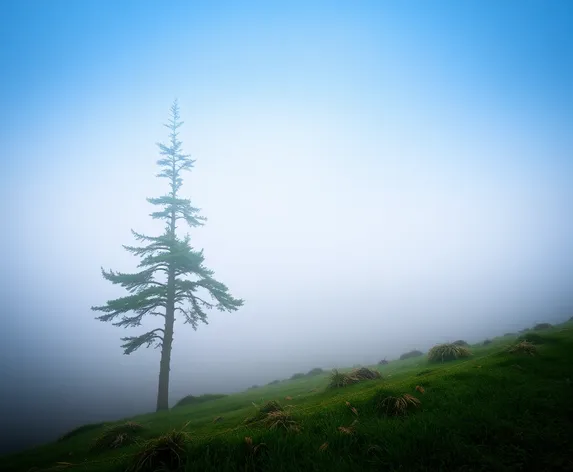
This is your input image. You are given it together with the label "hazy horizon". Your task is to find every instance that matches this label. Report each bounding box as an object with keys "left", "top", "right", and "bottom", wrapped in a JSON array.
[{"left": 1, "top": 0, "right": 572, "bottom": 454}]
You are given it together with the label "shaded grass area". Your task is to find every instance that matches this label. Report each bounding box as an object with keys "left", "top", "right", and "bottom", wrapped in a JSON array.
[
  {"left": 2, "top": 323, "right": 573, "bottom": 471},
  {"left": 173, "top": 393, "right": 228, "bottom": 409}
]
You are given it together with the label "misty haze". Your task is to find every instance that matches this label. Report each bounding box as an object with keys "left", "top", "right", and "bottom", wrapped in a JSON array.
[{"left": 1, "top": 0, "right": 572, "bottom": 467}]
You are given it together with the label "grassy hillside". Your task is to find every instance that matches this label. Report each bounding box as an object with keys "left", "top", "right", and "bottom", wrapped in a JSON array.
[{"left": 2, "top": 322, "right": 573, "bottom": 471}]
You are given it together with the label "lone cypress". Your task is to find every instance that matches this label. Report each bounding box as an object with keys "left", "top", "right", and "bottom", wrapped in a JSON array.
[{"left": 92, "top": 100, "right": 244, "bottom": 411}]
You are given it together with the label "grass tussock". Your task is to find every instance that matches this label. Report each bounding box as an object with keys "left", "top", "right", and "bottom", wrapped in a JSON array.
[
  {"left": 352, "top": 367, "right": 382, "bottom": 380},
  {"left": 243, "top": 400, "right": 299, "bottom": 431},
  {"left": 428, "top": 343, "right": 472, "bottom": 363},
  {"left": 399, "top": 350, "right": 423, "bottom": 360},
  {"left": 173, "top": 393, "right": 227, "bottom": 408},
  {"left": 508, "top": 341, "right": 538, "bottom": 356},
  {"left": 328, "top": 369, "right": 359, "bottom": 388},
  {"left": 126, "top": 430, "right": 189, "bottom": 472},
  {"left": 244, "top": 400, "right": 284, "bottom": 424},
  {"left": 377, "top": 393, "right": 421, "bottom": 417},
  {"left": 92, "top": 422, "right": 145, "bottom": 451},
  {"left": 263, "top": 410, "right": 300, "bottom": 432},
  {"left": 328, "top": 367, "right": 381, "bottom": 389}
]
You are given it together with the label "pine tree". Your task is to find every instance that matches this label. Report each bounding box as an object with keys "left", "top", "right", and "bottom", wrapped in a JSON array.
[{"left": 92, "top": 100, "right": 243, "bottom": 411}]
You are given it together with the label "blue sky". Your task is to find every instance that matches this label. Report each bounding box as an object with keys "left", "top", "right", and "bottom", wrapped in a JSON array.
[{"left": 1, "top": 0, "right": 572, "bottom": 453}]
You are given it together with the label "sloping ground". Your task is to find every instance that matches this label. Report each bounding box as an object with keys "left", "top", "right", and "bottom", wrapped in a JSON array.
[{"left": 2, "top": 322, "right": 573, "bottom": 472}]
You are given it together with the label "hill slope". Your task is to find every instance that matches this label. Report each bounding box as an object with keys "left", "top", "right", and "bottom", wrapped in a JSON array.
[{"left": 2, "top": 323, "right": 573, "bottom": 471}]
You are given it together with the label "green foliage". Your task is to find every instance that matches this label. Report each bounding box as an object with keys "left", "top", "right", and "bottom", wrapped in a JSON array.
[
  {"left": 482, "top": 339, "right": 493, "bottom": 346},
  {"left": 399, "top": 349, "right": 423, "bottom": 360},
  {"left": 306, "top": 367, "right": 324, "bottom": 376},
  {"left": 92, "top": 101, "right": 244, "bottom": 345},
  {"left": 173, "top": 393, "right": 227, "bottom": 408},
  {"left": 267, "top": 379, "right": 280, "bottom": 385},
  {"left": 290, "top": 372, "right": 305, "bottom": 380},
  {"left": 533, "top": 323, "right": 553, "bottom": 331},
  {"left": 453, "top": 340, "right": 469, "bottom": 346},
  {"left": 428, "top": 343, "right": 472, "bottom": 363},
  {"left": 378, "top": 358, "right": 389, "bottom": 365}
]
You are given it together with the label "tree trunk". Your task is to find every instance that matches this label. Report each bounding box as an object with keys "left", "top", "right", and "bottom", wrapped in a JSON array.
[
  {"left": 156, "top": 162, "right": 179, "bottom": 412},
  {"left": 156, "top": 265, "right": 176, "bottom": 411}
]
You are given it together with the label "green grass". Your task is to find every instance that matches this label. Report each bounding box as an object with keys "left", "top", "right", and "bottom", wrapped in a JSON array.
[{"left": 2, "top": 322, "right": 573, "bottom": 471}]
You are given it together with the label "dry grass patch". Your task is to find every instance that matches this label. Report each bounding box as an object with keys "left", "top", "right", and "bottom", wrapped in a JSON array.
[
  {"left": 428, "top": 343, "right": 472, "bottom": 363},
  {"left": 508, "top": 341, "right": 538, "bottom": 356},
  {"left": 126, "top": 430, "right": 189, "bottom": 472},
  {"left": 377, "top": 393, "right": 421, "bottom": 417},
  {"left": 328, "top": 367, "right": 381, "bottom": 389},
  {"left": 263, "top": 410, "right": 300, "bottom": 432}
]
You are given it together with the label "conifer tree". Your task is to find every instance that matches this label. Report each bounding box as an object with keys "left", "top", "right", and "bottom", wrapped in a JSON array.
[{"left": 92, "top": 100, "right": 243, "bottom": 411}]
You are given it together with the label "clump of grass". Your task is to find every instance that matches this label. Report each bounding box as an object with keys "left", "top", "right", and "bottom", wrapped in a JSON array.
[
  {"left": 328, "top": 367, "right": 381, "bottom": 389},
  {"left": 244, "top": 400, "right": 299, "bottom": 431},
  {"left": 428, "top": 343, "right": 472, "bottom": 363},
  {"left": 258, "top": 400, "right": 283, "bottom": 415},
  {"left": 306, "top": 367, "right": 324, "bottom": 376},
  {"left": 173, "top": 393, "right": 227, "bottom": 408},
  {"left": 126, "top": 430, "right": 189, "bottom": 472},
  {"left": 263, "top": 410, "right": 300, "bottom": 432},
  {"left": 508, "top": 341, "right": 537, "bottom": 356},
  {"left": 58, "top": 422, "right": 106, "bottom": 442},
  {"left": 352, "top": 366, "right": 382, "bottom": 380},
  {"left": 534, "top": 322, "right": 553, "bottom": 331},
  {"left": 290, "top": 372, "right": 305, "bottom": 380},
  {"left": 453, "top": 340, "right": 469, "bottom": 346},
  {"left": 377, "top": 393, "right": 421, "bottom": 417},
  {"left": 328, "top": 369, "right": 358, "bottom": 388},
  {"left": 92, "top": 421, "right": 145, "bottom": 451},
  {"left": 244, "top": 400, "right": 284, "bottom": 424},
  {"left": 399, "top": 349, "right": 423, "bottom": 360}
]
